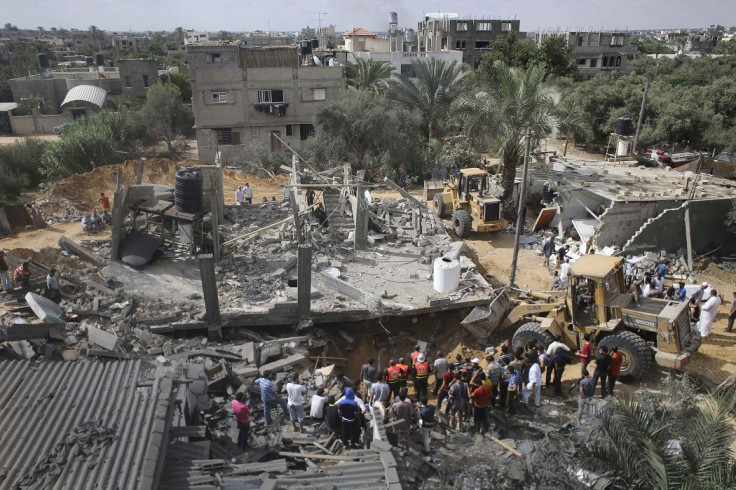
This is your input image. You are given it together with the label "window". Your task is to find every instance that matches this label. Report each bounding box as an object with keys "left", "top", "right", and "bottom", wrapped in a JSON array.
[
  {"left": 616, "top": 56, "right": 622, "bottom": 67},
  {"left": 475, "top": 40, "right": 490, "bottom": 49},
  {"left": 590, "top": 58, "right": 598, "bottom": 68},
  {"left": 456, "top": 22, "right": 468, "bottom": 31},
  {"left": 501, "top": 22, "right": 512, "bottom": 32},
  {"left": 215, "top": 128, "right": 240, "bottom": 145},
  {"left": 124, "top": 75, "right": 131, "bottom": 88},
  {"left": 286, "top": 125, "right": 293, "bottom": 137},
  {"left": 142, "top": 75, "right": 149, "bottom": 88},
  {"left": 209, "top": 53, "right": 221, "bottom": 63},
  {"left": 476, "top": 22, "right": 491, "bottom": 31},
  {"left": 258, "top": 89, "right": 284, "bottom": 103},
  {"left": 455, "top": 39, "right": 466, "bottom": 49},
  {"left": 602, "top": 57, "right": 608, "bottom": 67},
  {"left": 299, "top": 124, "right": 314, "bottom": 141},
  {"left": 313, "top": 88, "right": 326, "bottom": 101},
  {"left": 578, "top": 58, "right": 586, "bottom": 66},
  {"left": 250, "top": 127, "right": 260, "bottom": 139},
  {"left": 211, "top": 91, "right": 228, "bottom": 103},
  {"left": 400, "top": 64, "right": 416, "bottom": 77}
]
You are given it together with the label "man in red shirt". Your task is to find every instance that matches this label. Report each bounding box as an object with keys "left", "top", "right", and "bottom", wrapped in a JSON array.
[
  {"left": 231, "top": 392, "right": 250, "bottom": 450},
  {"left": 575, "top": 333, "right": 593, "bottom": 376},
  {"left": 99, "top": 192, "right": 111, "bottom": 213},
  {"left": 13, "top": 262, "right": 31, "bottom": 289},
  {"left": 470, "top": 380, "right": 491, "bottom": 434},
  {"left": 437, "top": 370, "right": 455, "bottom": 415}
]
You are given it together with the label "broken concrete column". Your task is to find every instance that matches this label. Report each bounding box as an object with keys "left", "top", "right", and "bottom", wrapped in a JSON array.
[{"left": 25, "top": 292, "right": 64, "bottom": 324}]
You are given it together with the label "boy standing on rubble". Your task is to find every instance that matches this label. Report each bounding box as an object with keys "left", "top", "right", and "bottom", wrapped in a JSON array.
[
  {"left": 505, "top": 366, "right": 519, "bottom": 414},
  {"left": 232, "top": 392, "right": 250, "bottom": 450}
]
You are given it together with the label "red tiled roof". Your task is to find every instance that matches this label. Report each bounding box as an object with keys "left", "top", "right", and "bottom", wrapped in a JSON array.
[{"left": 342, "top": 28, "right": 376, "bottom": 37}]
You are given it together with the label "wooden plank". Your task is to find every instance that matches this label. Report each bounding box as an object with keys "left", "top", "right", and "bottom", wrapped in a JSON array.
[
  {"left": 532, "top": 207, "right": 558, "bottom": 231},
  {"left": 486, "top": 434, "right": 524, "bottom": 458},
  {"left": 58, "top": 236, "right": 103, "bottom": 267}
]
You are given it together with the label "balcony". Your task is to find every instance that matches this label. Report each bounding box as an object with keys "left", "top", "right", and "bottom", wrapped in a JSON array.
[{"left": 254, "top": 102, "right": 289, "bottom": 116}]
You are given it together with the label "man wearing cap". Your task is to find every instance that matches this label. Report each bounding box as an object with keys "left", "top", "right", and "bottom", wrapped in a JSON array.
[
  {"left": 0, "top": 251, "right": 10, "bottom": 292},
  {"left": 414, "top": 354, "right": 430, "bottom": 399},
  {"left": 697, "top": 289, "right": 722, "bottom": 338}
]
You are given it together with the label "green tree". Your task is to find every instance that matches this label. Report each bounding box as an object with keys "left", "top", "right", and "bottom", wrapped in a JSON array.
[
  {"left": 140, "top": 84, "right": 193, "bottom": 153},
  {"left": 390, "top": 58, "right": 466, "bottom": 139},
  {"left": 345, "top": 57, "right": 393, "bottom": 93},
  {"left": 455, "top": 62, "right": 583, "bottom": 199},
  {"left": 216, "top": 30, "right": 233, "bottom": 42},
  {"left": 173, "top": 26, "right": 185, "bottom": 45},
  {"left": 474, "top": 32, "right": 538, "bottom": 80},
  {"left": 582, "top": 388, "right": 736, "bottom": 489},
  {"left": 0, "top": 138, "right": 50, "bottom": 199},
  {"left": 88, "top": 25, "right": 99, "bottom": 47},
  {"left": 533, "top": 36, "right": 580, "bottom": 79},
  {"left": 304, "top": 91, "right": 425, "bottom": 177},
  {"left": 161, "top": 72, "right": 192, "bottom": 102}
]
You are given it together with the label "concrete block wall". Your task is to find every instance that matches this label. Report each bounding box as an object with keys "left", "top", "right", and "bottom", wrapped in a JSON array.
[
  {"left": 623, "top": 198, "right": 736, "bottom": 255},
  {"left": 595, "top": 199, "right": 680, "bottom": 248},
  {"left": 8, "top": 115, "right": 35, "bottom": 135}
]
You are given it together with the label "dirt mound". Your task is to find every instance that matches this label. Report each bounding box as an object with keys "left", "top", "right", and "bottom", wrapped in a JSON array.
[{"left": 45, "top": 158, "right": 291, "bottom": 213}]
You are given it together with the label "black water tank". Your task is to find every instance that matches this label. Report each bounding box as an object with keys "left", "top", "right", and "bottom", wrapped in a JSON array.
[
  {"left": 299, "top": 40, "right": 312, "bottom": 55},
  {"left": 85, "top": 56, "right": 94, "bottom": 66},
  {"left": 37, "top": 53, "right": 49, "bottom": 69},
  {"left": 310, "top": 38, "right": 319, "bottom": 49},
  {"left": 615, "top": 117, "right": 633, "bottom": 136},
  {"left": 95, "top": 53, "right": 104, "bottom": 67},
  {"left": 175, "top": 167, "right": 203, "bottom": 213}
]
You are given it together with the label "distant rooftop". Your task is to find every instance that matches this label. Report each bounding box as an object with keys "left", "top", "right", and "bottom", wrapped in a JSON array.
[{"left": 342, "top": 28, "right": 376, "bottom": 37}]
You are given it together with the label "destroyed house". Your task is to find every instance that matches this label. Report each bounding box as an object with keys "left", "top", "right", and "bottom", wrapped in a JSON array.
[
  {"left": 187, "top": 45, "right": 346, "bottom": 165},
  {"left": 534, "top": 159, "right": 736, "bottom": 255}
]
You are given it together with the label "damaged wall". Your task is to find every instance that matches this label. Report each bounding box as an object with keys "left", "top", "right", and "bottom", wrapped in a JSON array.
[
  {"left": 552, "top": 187, "right": 610, "bottom": 229},
  {"left": 623, "top": 198, "right": 736, "bottom": 255},
  {"left": 595, "top": 199, "right": 680, "bottom": 249}
]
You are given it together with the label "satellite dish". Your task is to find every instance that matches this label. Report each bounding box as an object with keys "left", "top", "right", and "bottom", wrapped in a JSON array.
[{"left": 683, "top": 171, "right": 696, "bottom": 182}]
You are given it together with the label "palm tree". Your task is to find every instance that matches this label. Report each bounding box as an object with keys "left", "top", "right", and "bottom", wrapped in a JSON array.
[
  {"left": 390, "top": 57, "right": 465, "bottom": 139},
  {"left": 454, "top": 61, "right": 582, "bottom": 200},
  {"left": 345, "top": 57, "right": 393, "bottom": 94},
  {"left": 88, "top": 25, "right": 99, "bottom": 48},
  {"left": 581, "top": 392, "right": 736, "bottom": 489},
  {"left": 37, "top": 26, "right": 44, "bottom": 37},
  {"left": 173, "top": 26, "right": 185, "bottom": 45}
]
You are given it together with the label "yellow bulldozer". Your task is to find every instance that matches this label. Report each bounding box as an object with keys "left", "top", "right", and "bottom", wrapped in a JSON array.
[
  {"left": 432, "top": 168, "right": 508, "bottom": 238},
  {"left": 462, "top": 255, "right": 700, "bottom": 379}
]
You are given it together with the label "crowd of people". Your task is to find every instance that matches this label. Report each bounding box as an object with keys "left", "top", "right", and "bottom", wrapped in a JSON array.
[{"left": 227, "top": 340, "right": 629, "bottom": 453}]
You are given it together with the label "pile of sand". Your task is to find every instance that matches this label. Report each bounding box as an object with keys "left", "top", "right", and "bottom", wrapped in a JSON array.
[{"left": 45, "top": 159, "right": 291, "bottom": 212}]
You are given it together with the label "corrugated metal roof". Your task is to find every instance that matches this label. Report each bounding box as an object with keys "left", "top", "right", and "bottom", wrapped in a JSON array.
[
  {"left": 61, "top": 84, "right": 108, "bottom": 108},
  {"left": 0, "top": 359, "right": 174, "bottom": 490},
  {"left": 0, "top": 102, "right": 18, "bottom": 112}
]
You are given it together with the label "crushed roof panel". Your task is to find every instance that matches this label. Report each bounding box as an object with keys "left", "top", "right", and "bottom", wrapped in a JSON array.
[{"left": 0, "top": 360, "right": 173, "bottom": 490}]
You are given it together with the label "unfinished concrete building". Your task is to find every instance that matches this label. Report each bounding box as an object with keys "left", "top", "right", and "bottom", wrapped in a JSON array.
[
  {"left": 531, "top": 158, "right": 736, "bottom": 255},
  {"left": 416, "top": 13, "right": 521, "bottom": 67},
  {"left": 188, "top": 45, "right": 346, "bottom": 165},
  {"left": 534, "top": 31, "right": 638, "bottom": 76}
]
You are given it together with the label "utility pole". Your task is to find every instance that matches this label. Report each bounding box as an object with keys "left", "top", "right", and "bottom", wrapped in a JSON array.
[
  {"left": 311, "top": 12, "right": 328, "bottom": 36},
  {"left": 632, "top": 81, "right": 650, "bottom": 155},
  {"left": 508, "top": 129, "right": 533, "bottom": 287}
]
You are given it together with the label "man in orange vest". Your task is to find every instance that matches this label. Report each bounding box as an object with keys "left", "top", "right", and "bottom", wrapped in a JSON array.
[
  {"left": 397, "top": 358, "right": 409, "bottom": 391},
  {"left": 414, "top": 354, "right": 430, "bottom": 399},
  {"left": 386, "top": 360, "right": 402, "bottom": 400},
  {"left": 410, "top": 345, "right": 422, "bottom": 367}
]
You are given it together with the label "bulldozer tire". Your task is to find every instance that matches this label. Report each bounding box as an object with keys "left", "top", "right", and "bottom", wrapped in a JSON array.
[
  {"left": 512, "top": 322, "right": 554, "bottom": 353},
  {"left": 433, "top": 193, "right": 446, "bottom": 218},
  {"left": 598, "top": 331, "right": 652, "bottom": 380},
  {"left": 452, "top": 209, "right": 472, "bottom": 238}
]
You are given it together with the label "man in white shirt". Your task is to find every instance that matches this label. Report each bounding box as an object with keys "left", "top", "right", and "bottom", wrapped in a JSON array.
[
  {"left": 432, "top": 352, "right": 449, "bottom": 396},
  {"left": 286, "top": 373, "right": 307, "bottom": 432},
  {"left": 652, "top": 273, "right": 665, "bottom": 296},
  {"left": 522, "top": 359, "right": 542, "bottom": 407},
  {"left": 235, "top": 186, "right": 243, "bottom": 205},
  {"left": 309, "top": 388, "right": 327, "bottom": 420},
  {"left": 698, "top": 289, "right": 722, "bottom": 338},
  {"left": 560, "top": 259, "right": 570, "bottom": 289},
  {"left": 243, "top": 183, "right": 253, "bottom": 204}
]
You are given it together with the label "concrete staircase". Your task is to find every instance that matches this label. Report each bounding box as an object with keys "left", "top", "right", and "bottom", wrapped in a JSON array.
[
  {"left": 622, "top": 202, "right": 688, "bottom": 253},
  {"left": 322, "top": 192, "right": 352, "bottom": 229}
]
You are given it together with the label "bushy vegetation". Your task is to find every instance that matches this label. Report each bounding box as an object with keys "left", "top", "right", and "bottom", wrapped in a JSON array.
[{"left": 0, "top": 138, "right": 50, "bottom": 199}]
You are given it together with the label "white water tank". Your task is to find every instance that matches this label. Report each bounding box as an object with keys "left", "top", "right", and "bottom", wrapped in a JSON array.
[
  {"left": 433, "top": 256, "right": 460, "bottom": 293},
  {"left": 616, "top": 140, "right": 629, "bottom": 156}
]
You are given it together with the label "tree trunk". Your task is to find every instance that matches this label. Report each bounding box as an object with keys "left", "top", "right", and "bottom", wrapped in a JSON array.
[
  {"left": 501, "top": 153, "right": 520, "bottom": 201},
  {"left": 428, "top": 120, "right": 436, "bottom": 140}
]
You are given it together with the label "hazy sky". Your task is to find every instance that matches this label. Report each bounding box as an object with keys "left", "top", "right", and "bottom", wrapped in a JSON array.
[{"left": 4, "top": 0, "right": 735, "bottom": 33}]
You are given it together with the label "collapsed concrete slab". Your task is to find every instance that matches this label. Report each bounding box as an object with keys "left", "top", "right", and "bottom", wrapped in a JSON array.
[
  {"left": 24, "top": 292, "right": 64, "bottom": 324},
  {"left": 258, "top": 354, "right": 306, "bottom": 375}
]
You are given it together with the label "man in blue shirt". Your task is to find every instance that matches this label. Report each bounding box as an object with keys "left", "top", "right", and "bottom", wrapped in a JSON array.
[
  {"left": 675, "top": 281, "right": 688, "bottom": 302},
  {"left": 255, "top": 371, "right": 288, "bottom": 426},
  {"left": 656, "top": 261, "right": 669, "bottom": 277}
]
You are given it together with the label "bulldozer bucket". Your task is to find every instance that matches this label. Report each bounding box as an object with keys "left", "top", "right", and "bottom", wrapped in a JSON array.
[{"left": 461, "top": 288, "right": 511, "bottom": 341}]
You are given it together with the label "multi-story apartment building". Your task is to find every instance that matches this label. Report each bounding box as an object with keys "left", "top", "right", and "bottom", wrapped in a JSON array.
[
  {"left": 534, "top": 31, "right": 638, "bottom": 76},
  {"left": 416, "top": 13, "right": 521, "bottom": 67},
  {"left": 187, "top": 45, "right": 346, "bottom": 164}
]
